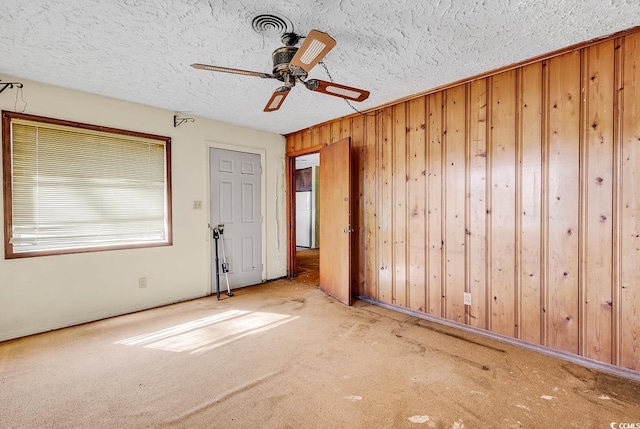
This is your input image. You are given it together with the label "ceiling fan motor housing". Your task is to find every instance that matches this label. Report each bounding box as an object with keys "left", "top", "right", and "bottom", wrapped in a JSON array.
[{"left": 272, "top": 46, "right": 306, "bottom": 81}]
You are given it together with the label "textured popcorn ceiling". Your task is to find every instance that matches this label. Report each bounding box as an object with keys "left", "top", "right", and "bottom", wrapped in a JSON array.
[{"left": 0, "top": 1, "right": 638, "bottom": 135}]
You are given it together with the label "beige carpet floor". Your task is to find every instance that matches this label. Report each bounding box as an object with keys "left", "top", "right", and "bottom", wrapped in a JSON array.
[{"left": 1, "top": 279, "right": 639, "bottom": 428}]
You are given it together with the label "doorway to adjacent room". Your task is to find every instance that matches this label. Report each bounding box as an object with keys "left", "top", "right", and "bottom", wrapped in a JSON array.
[
  {"left": 293, "top": 153, "right": 320, "bottom": 285},
  {"left": 288, "top": 138, "right": 352, "bottom": 305}
]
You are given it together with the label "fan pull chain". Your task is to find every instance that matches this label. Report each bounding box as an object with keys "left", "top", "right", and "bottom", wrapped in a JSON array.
[{"left": 318, "top": 61, "right": 384, "bottom": 147}]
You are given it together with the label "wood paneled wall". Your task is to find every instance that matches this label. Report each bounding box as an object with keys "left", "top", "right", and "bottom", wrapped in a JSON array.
[{"left": 286, "top": 31, "right": 640, "bottom": 371}]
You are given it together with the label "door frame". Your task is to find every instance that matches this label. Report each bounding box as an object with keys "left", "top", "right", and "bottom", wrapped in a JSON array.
[
  {"left": 286, "top": 146, "right": 323, "bottom": 277},
  {"left": 206, "top": 141, "right": 267, "bottom": 291},
  {"left": 287, "top": 140, "right": 353, "bottom": 305}
]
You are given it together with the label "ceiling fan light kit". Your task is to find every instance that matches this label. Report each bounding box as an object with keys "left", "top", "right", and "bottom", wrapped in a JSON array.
[{"left": 191, "top": 28, "right": 370, "bottom": 112}]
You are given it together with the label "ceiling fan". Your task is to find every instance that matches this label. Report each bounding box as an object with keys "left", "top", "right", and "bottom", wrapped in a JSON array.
[{"left": 191, "top": 29, "right": 370, "bottom": 112}]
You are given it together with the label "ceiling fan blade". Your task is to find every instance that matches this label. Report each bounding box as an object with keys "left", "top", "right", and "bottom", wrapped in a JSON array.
[
  {"left": 191, "top": 63, "right": 275, "bottom": 79},
  {"left": 264, "top": 87, "right": 291, "bottom": 112},
  {"left": 304, "top": 79, "right": 370, "bottom": 102},
  {"left": 289, "top": 30, "right": 336, "bottom": 74}
]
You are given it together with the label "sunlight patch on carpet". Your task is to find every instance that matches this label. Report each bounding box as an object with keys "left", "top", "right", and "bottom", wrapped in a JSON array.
[{"left": 115, "top": 310, "right": 298, "bottom": 354}]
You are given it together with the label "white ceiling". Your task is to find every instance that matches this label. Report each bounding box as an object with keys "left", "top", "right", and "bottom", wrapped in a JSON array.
[{"left": 1, "top": 1, "right": 638, "bottom": 135}]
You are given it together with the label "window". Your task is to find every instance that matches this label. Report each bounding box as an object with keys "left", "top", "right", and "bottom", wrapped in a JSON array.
[{"left": 2, "top": 111, "right": 172, "bottom": 258}]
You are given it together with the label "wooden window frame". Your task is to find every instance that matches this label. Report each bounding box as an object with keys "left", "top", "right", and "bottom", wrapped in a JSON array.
[{"left": 2, "top": 111, "right": 173, "bottom": 259}]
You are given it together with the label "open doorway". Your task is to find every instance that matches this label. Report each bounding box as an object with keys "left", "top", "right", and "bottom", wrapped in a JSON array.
[
  {"left": 288, "top": 138, "right": 352, "bottom": 304},
  {"left": 292, "top": 153, "right": 320, "bottom": 285}
]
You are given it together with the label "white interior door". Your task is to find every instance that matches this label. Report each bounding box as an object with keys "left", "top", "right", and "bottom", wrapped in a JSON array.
[{"left": 210, "top": 148, "right": 262, "bottom": 290}]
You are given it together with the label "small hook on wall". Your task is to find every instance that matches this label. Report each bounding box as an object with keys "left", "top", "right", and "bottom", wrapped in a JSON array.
[
  {"left": 0, "top": 80, "right": 24, "bottom": 95},
  {"left": 174, "top": 115, "right": 195, "bottom": 127}
]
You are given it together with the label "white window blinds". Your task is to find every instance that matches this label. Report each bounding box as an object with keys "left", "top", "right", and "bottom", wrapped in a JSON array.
[{"left": 7, "top": 118, "right": 170, "bottom": 256}]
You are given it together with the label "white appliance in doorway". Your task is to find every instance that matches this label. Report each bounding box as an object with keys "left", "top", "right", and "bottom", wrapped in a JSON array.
[
  {"left": 296, "top": 191, "right": 312, "bottom": 248},
  {"left": 209, "top": 148, "right": 262, "bottom": 291}
]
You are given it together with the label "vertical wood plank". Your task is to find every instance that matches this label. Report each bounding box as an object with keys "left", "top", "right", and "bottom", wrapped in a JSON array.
[
  {"left": 392, "top": 104, "right": 408, "bottom": 307},
  {"left": 295, "top": 130, "right": 303, "bottom": 150},
  {"left": 341, "top": 118, "right": 352, "bottom": 141},
  {"left": 330, "top": 121, "right": 342, "bottom": 144},
  {"left": 515, "top": 73, "right": 523, "bottom": 340},
  {"left": 311, "top": 126, "right": 320, "bottom": 149},
  {"left": 547, "top": 51, "right": 581, "bottom": 354},
  {"left": 351, "top": 115, "right": 366, "bottom": 297},
  {"left": 541, "top": 59, "right": 551, "bottom": 346},
  {"left": 298, "top": 128, "right": 311, "bottom": 149},
  {"left": 287, "top": 135, "right": 295, "bottom": 153},
  {"left": 583, "top": 40, "right": 615, "bottom": 364},
  {"left": 468, "top": 79, "right": 488, "bottom": 329},
  {"left": 444, "top": 85, "right": 467, "bottom": 323},
  {"left": 519, "top": 62, "right": 544, "bottom": 344},
  {"left": 364, "top": 113, "right": 378, "bottom": 299},
  {"left": 378, "top": 107, "right": 394, "bottom": 303},
  {"left": 489, "top": 70, "right": 518, "bottom": 337},
  {"left": 293, "top": 132, "right": 303, "bottom": 150},
  {"left": 486, "top": 78, "right": 494, "bottom": 330},
  {"left": 319, "top": 124, "right": 331, "bottom": 148},
  {"left": 407, "top": 97, "right": 427, "bottom": 312},
  {"left": 620, "top": 32, "right": 640, "bottom": 371},
  {"left": 612, "top": 37, "right": 623, "bottom": 368},
  {"left": 427, "top": 93, "right": 444, "bottom": 316},
  {"left": 302, "top": 128, "right": 313, "bottom": 150}
]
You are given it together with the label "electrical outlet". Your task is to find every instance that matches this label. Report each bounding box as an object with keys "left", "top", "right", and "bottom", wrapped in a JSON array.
[
  {"left": 463, "top": 292, "right": 472, "bottom": 306},
  {"left": 193, "top": 200, "right": 202, "bottom": 210},
  {"left": 139, "top": 277, "right": 147, "bottom": 288}
]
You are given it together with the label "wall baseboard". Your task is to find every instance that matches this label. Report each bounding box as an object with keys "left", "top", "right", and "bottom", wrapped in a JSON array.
[{"left": 357, "top": 295, "right": 640, "bottom": 383}]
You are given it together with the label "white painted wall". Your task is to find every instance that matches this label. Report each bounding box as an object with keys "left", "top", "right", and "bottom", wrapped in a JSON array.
[{"left": 0, "top": 74, "right": 287, "bottom": 341}]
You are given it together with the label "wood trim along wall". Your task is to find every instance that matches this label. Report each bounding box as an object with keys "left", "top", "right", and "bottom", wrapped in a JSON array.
[{"left": 285, "top": 28, "right": 640, "bottom": 372}]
